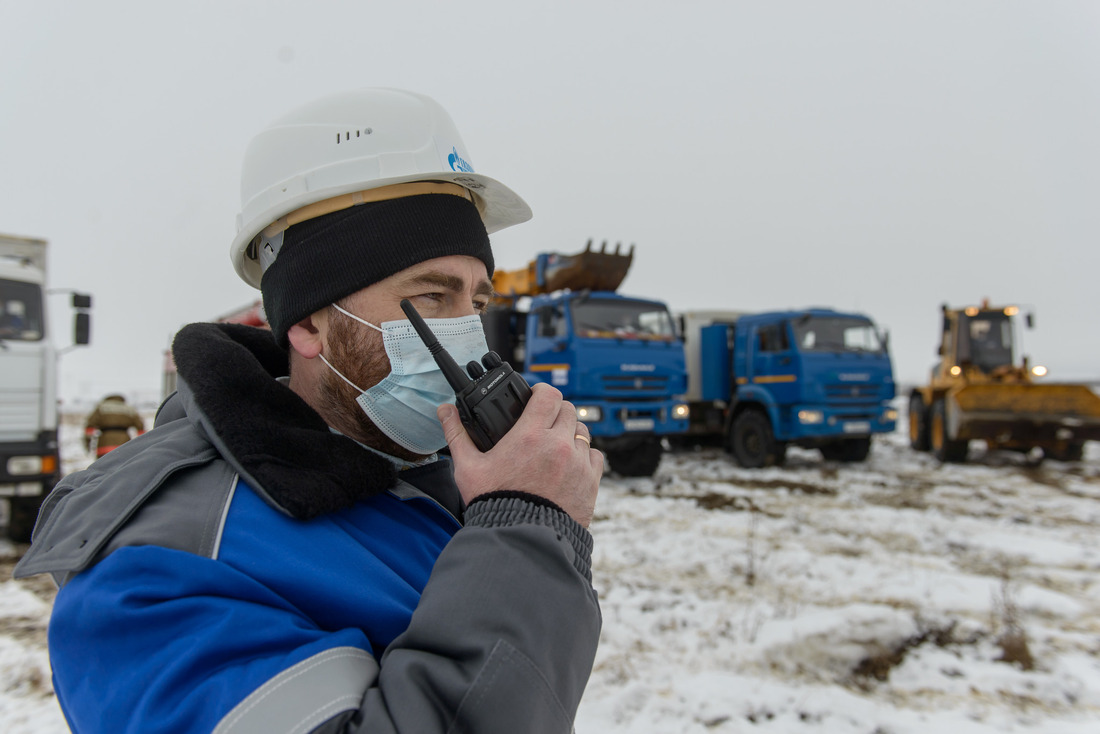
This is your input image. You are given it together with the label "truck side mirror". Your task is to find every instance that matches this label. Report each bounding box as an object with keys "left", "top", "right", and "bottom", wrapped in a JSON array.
[
  {"left": 538, "top": 311, "right": 554, "bottom": 336},
  {"left": 74, "top": 312, "right": 91, "bottom": 345},
  {"left": 72, "top": 293, "right": 93, "bottom": 309},
  {"left": 1025, "top": 313, "right": 1034, "bottom": 329}
]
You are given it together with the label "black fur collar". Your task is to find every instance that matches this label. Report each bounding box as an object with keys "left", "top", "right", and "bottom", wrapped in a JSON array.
[{"left": 170, "top": 322, "right": 397, "bottom": 519}]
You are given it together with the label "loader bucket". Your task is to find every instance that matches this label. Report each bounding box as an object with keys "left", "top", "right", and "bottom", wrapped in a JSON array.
[
  {"left": 492, "top": 240, "right": 636, "bottom": 300},
  {"left": 491, "top": 262, "right": 538, "bottom": 299},
  {"left": 540, "top": 240, "right": 634, "bottom": 293},
  {"left": 949, "top": 382, "right": 1100, "bottom": 445}
]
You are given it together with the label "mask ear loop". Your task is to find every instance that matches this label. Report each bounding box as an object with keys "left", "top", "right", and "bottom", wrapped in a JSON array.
[
  {"left": 318, "top": 353, "right": 367, "bottom": 394},
  {"left": 331, "top": 303, "right": 384, "bottom": 333},
  {"left": 318, "top": 303, "right": 386, "bottom": 393}
]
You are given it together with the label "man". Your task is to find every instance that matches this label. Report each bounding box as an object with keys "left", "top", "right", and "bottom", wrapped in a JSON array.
[
  {"left": 83, "top": 393, "right": 145, "bottom": 456},
  {"left": 16, "top": 88, "right": 603, "bottom": 733}
]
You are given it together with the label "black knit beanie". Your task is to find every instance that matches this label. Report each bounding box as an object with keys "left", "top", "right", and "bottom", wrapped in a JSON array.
[{"left": 261, "top": 194, "right": 494, "bottom": 347}]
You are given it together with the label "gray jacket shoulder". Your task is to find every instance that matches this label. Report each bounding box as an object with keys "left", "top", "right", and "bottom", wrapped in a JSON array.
[{"left": 14, "top": 416, "right": 238, "bottom": 587}]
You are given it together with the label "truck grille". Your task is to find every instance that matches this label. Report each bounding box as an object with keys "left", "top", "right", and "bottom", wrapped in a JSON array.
[
  {"left": 603, "top": 375, "right": 669, "bottom": 392},
  {"left": 825, "top": 384, "right": 882, "bottom": 402},
  {"left": 0, "top": 399, "right": 41, "bottom": 441}
]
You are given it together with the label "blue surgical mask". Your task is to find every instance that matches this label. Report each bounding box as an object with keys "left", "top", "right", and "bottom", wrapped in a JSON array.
[{"left": 319, "top": 303, "right": 490, "bottom": 454}]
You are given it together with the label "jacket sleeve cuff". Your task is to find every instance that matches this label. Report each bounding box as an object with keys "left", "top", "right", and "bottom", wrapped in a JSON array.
[{"left": 464, "top": 492, "right": 594, "bottom": 582}]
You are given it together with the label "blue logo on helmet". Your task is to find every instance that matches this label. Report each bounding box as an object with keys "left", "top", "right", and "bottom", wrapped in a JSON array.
[{"left": 448, "top": 147, "right": 474, "bottom": 173}]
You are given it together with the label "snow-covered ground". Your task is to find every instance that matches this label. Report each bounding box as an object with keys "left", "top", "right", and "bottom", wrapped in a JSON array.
[{"left": 2, "top": 402, "right": 1098, "bottom": 732}]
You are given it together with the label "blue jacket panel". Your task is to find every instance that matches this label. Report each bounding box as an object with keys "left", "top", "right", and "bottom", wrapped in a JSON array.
[
  {"left": 49, "top": 479, "right": 460, "bottom": 734},
  {"left": 19, "top": 322, "right": 600, "bottom": 734}
]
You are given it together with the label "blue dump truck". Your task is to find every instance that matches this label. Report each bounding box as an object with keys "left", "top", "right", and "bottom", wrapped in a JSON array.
[
  {"left": 484, "top": 241, "right": 689, "bottom": 477},
  {"left": 676, "top": 308, "right": 897, "bottom": 467}
]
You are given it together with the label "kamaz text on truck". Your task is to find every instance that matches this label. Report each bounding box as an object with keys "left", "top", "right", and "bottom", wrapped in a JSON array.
[
  {"left": 678, "top": 308, "right": 896, "bottom": 467},
  {"left": 0, "top": 234, "right": 91, "bottom": 541},
  {"left": 485, "top": 242, "right": 689, "bottom": 477}
]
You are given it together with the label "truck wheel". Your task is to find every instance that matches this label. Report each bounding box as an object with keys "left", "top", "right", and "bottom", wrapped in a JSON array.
[
  {"left": 605, "top": 437, "right": 663, "bottom": 477},
  {"left": 820, "top": 437, "right": 872, "bottom": 462},
  {"left": 7, "top": 496, "right": 44, "bottom": 543},
  {"left": 930, "top": 400, "right": 968, "bottom": 463},
  {"left": 729, "top": 410, "right": 781, "bottom": 468},
  {"left": 908, "top": 394, "right": 930, "bottom": 451}
]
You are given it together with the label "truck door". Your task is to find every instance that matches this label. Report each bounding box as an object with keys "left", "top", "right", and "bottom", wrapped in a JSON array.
[
  {"left": 526, "top": 303, "right": 571, "bottom": 388},
  {"left": 752, "top": 321, "right": 799, "bottom": 407}
]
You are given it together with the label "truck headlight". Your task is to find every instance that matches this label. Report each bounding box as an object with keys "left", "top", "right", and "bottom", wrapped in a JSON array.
[
  {"left": 672, "top": 403, "right": 689, "bottom": 419},
  {"left": 1031, "top": 365, "right": 1048, "bottom": 377},
  {"left": 798, "top": 410, "right": 824, "bottom": 425},
  {"left": 884, "top": 409, "right": 899, "bottom": 422},
  {"left": 8, "top": 455, "right": 55, "bottom": 476},
  {"left": 576, "top": 406, "right": 602, "bottom": 422}
]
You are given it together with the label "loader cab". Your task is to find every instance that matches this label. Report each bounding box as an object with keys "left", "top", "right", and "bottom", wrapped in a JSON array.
[{"left": 953, "top": 309, "right": 1015, "bottom": 373}]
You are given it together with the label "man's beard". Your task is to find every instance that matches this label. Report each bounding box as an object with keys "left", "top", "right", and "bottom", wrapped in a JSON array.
[{"left": 317, "top": 309, "right": 427, "bottom": 461}]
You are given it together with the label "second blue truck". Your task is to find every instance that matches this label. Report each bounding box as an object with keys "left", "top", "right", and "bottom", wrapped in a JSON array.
[{"left": 677, "top": 308, "right": 897, "bottom": 466}]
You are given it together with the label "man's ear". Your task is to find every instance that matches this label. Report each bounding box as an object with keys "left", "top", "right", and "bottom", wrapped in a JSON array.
[{"left": 286, "top": 310, "right": 325, "bottom": 359}]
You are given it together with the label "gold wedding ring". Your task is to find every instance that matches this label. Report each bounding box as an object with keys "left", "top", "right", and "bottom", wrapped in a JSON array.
[{"left": 574, "top": 433, "right": 591, "bottom": 446}]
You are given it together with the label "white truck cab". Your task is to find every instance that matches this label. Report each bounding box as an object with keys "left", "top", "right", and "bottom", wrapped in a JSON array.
[{"left": 0, "top": 234, "right": 90, "bottom": 541}]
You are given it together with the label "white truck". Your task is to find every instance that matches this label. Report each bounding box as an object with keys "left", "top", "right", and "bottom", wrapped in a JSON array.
[{"left": 0, "top": 234, "right": 91, "bottom": 542}]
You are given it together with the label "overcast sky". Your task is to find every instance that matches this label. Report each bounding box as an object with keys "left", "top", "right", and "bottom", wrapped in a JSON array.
[{"left": 3, "top": 1, "right": 1098, "bottom": 406}]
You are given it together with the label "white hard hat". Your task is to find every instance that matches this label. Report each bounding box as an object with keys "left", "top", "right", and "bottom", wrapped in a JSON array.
[{"left": 230, "top": 88, "right": 532, "bottom": 289}]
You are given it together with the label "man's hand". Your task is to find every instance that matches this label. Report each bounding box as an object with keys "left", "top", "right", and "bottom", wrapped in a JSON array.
[{"left": 438, "top": 383, "right": 603, "bottom": 527}]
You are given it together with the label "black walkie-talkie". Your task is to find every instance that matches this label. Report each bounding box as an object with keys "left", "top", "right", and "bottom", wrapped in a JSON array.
[{"left": 401, "top": 299, "right": 533, "bottom": 452}]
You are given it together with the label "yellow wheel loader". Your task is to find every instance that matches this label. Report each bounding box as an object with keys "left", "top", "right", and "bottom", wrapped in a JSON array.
[{"left": 909, "top": 300, "right": 1100, "bottom": 463}]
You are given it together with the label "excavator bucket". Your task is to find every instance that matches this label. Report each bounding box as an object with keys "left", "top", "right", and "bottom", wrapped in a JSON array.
[
  {"left": 492, "top": 240, "right": 635, "bottom": 298},
  {"left": 950, "top": 383, "right": 1100, "bottom": 444}
]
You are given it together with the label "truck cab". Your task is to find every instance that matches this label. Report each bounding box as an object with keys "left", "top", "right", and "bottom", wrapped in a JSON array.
[
  {"left": 680, "top": 308, "right": 896, "bottom": 467},
  {"left": 486, "top": 242, "right": 689, "bottom": 477},
  {"left": 1, "top": 234, "right": 91, "bottom": 541}
]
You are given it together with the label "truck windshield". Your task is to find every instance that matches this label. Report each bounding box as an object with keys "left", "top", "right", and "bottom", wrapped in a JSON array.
[
  {"left": 792, "top": 316, "right": 883, "bottom": 354},
  {"left": 0, "top": 279, "right": 44, "bottom": 341},
  {"left": 572, "top": 299, "right": 677, "bottom": 341},
  {"left": 959, "top": 312, "right": 1014, "bottom": 371}
]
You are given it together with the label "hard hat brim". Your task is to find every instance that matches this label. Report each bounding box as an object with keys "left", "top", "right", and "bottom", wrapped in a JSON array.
[{"left": 230, "top": 171, "right": 531, "bottom": 290}]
